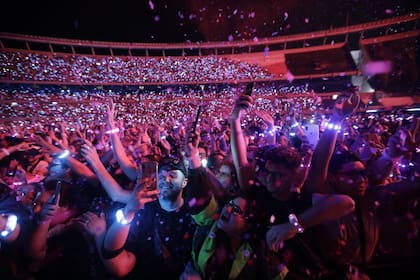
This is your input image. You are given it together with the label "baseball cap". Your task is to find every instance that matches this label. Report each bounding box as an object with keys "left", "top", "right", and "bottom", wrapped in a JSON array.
[{"left": 158, "top": 156, "right": 188, "bottom": 177}]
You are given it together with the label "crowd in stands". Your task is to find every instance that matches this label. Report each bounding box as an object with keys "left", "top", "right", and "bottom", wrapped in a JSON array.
[
  {"left": 0, "top": 81, "right": 419, "bottom": 279},
  {"left": 0, "top": 51, "right": 275, "bottom": 84},
  {"left": 0, "top": 83, "right": 316, "bottom": 128}
]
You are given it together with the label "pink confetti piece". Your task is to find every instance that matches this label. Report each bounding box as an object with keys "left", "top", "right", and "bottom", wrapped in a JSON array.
[
  {"left": 148, "top": 0, "right": 154, "bottom": 10},
  {"left": 362, "top": 60, "right": 392, "bottom": 76}
]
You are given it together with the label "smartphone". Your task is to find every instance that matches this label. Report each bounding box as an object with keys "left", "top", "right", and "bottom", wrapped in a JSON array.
[
  {"left": 245, "top": 82, "right": 254, "bottom": 96},
  {"left": 140, "top": 161, "right": 158, "bottom": 191},
  {"left": 52, "top": 180, "right": 62, "bottom": 205},
  {"left": 192, "top": 106, "right": 202, "bottom": 133},
  {"left": 303, "top": 124, "right": 320, "bottom": 149}
]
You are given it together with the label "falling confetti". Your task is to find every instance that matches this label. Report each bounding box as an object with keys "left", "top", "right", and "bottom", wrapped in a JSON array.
[
  {"left": 286, "top": 71, "right": 295, "bottom": 82},
  {"left": 362, "top": 60, "right": 392, "bottom": 76},
  {"left": 269, "top": 215, "right": 276, "bottom": 224},
  {"left": 148, "top": 0, "right": 154, "bottom": 10}
]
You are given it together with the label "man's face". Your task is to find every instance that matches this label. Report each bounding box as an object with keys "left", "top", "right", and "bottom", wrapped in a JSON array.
[
  {"left": 260, "top": 160, "right": 295, "bottom": 198},
  {"left": 158, "top": 169, "right": 186, "bottom": 201},
  {"left": 331, "top": 161, "right": 368, "bottom": 198}
]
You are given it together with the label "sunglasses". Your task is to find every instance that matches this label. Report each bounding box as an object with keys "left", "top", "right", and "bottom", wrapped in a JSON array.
[{"left": 226, "top": 200, "right": 244, "bottom": 216}]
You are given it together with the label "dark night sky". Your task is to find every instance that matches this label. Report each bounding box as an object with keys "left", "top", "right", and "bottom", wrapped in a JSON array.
[{"left": 1, "top": 0, "right": 419, "bottom": 43}]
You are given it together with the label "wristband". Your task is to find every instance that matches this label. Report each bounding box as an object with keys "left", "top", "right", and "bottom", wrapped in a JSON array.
[
  {"left": 115, "top": 208, "right": 133, "bottom": 225},
  {"left": 288, "top": 213, "right": 304, "bottom": 233},
  {"left": 105, "top": 127, "right": 120, "bottom": 134}
]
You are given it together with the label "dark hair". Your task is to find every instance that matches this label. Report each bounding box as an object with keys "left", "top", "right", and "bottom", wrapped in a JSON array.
[
  {"left": 328, "top": 150, "right": 362, "bottom": 174},
  {"left": 206, "top": 150, "right": 227, "bottom": 170},
  {"left": 256, "top": 145, "right": 302, "bottom": 171},
  {"left": 238, "top": 188, "right": 267, "bottom": 241}
]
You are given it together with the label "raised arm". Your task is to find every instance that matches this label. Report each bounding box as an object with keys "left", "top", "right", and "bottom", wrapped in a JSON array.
[
  {"left": 257, "top": 110, "right": 276, "bottom": 145},
  {"left": 266, "top": 193, "right": 355, "bottom": 252},
  {"left": 33, "top": 135, "right": 98, "bottom": 184},
  {"left": 106, "top": 98, "right": 137, "bottom": 181},
  {"left": 0, "top": 141, "right": 34, "bottom": 161},
  {"left": 184, "top": 120, "right": 216, "bottom": 211},
  {"left": 81, "top": 141, "right": 132, "bottom": 203},
  {"left": 101, "top": 185, "right": 159, "bottom": 278},
  {"left": 229, "top": 93, "right": 254, "bottom": 190},
  {"left": 303, "top": 93, "right": 360, "bottom": 194},
  {"left": 27, "top": 193, "right": 60, "bottom": 260}
]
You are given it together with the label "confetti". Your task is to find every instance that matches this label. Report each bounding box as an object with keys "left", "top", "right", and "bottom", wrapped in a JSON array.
[{"left": 148, "top": 0, "right": 154, "bottom": 10}]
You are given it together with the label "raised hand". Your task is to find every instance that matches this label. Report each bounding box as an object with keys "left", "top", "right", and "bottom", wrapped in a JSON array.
[
  {"left": 231, "top": 94, "right": 253, "bottom": 120},
  {"left": 333, "top": 92, "right": 360, "bottom": 120},
  {"left": 265, "top": 223, "right": 298, "bottom": 252},
  {"left": 80, "top": 140, "right": 101, "bottom": 167},
  {"left": 39, "top": 195, "right": 60, "bottom": 223},
  {"left": 387, "top": 128, "right": 415, "bottom": 157},
  {"left": 125, "top": 185, "right": 160, "bottom": 215},
  {"left": 257, "top": 110, "right": 274, "bottom": 128},
  {"left": 78, "top": 211, "right": 107, "bottom": 238},
  {"left": 106, "top": 98, "right": 117, "bottom": 129}
]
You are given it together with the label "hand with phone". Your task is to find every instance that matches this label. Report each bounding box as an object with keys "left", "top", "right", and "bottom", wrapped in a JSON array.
[
  {"left": 332, "top": 92, "right": 360, "bottom": 120},
  {"left": 245, "top": 82, "right": 255, "bottom": 96},
  {"left": 184, "top": 107, "right": 201, "bottom": 161},
  {"left": 191, "top": 106, "right": 202, "bottom": 134},
  {"left": 39, "top": 186, "right": 61, "bottom": 223},
  {"left": 125, "top": 177, "right": 160, "bottom": 219},
  {"left": 51, "top": 181, "right": 61, "bottom": 205},
  {"left": 231, "top": 85, "right": 254, "bottom": 121}
]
